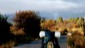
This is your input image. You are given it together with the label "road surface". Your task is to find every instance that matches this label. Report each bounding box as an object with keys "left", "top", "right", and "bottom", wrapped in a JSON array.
[{"left": 13, "top": 35, "right": 67, "bottom": 48}]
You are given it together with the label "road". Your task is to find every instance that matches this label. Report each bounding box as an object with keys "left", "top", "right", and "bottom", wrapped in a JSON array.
[{"left": 13, "top": 35, "right": 67, "bottom": 48}]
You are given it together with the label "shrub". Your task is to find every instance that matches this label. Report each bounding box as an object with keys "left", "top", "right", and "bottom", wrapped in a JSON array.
[{"left": 67, "top": 32, "right": 85, "bottom": 48}]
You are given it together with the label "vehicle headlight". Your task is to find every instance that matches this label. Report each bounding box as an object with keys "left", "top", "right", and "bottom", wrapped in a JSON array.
[
  {"left": 39, "top": 31, "right": 45, "bottom": 38},
  {"left": 55, "top": 31, "right": 61, "bottom": 38}
]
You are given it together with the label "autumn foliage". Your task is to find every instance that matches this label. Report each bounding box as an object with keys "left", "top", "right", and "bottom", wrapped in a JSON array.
[
  {"left": 40, "top": 19, "right": 56, "bottom": 31},
  {"left": 67, "top": 32, "right": 85, "bottom": 48},
  {"left": 40, "top": 17, "right": 85, "bottom": 35},
  {"left": 0, "top": 11, "right": 85, "bottom": 48},
  {"left": 11, "top": 11, "right": 41, "bottom": 37}
]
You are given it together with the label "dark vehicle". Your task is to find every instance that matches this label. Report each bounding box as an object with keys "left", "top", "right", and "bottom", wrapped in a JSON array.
[{"left": 39, "top": 30, "right": 61, "bottom": 48}]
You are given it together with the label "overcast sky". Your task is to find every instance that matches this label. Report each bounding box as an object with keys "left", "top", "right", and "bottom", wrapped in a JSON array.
[{"left": 0, "top": 0, "right": 85, "bottom": 19}]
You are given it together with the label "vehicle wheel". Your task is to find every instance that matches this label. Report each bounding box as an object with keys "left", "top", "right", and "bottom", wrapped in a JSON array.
[{"left": 47, "top": 41, "right": 54, "bottom": 48}]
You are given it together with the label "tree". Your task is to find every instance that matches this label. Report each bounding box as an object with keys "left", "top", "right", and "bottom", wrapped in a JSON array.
[
  {"left": 75, "top": 17, "right": 79, "bottom": 21},
  {"left": 40, "top": 19, "right": 56, "bottom": 31},
  {"left": 56, "top": 17, "right": 63, "bottom": 22},
  {"left": 0, "top": 14, "right": 12, "bottom": 44},
  {"left": 68, "top": 18, "right": 75, "bottom": 22},
  {"left": 77, "top": 17, "right": 85, "bottom": 27},
  {"left": 12, "top": 11, "right": 41, "bottom": 38}
]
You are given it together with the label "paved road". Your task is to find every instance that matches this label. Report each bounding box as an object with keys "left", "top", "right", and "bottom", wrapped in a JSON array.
[{"left": 13, "top": 35, "right": 67, "bottom": 48}]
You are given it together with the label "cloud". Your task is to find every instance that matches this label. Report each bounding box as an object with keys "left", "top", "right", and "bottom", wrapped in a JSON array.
[
  {"left": 0, "top": 0, "right": 85, "bottom": 19},
  {"left": 0, "top": 0, "right": 80, "bottom": 14}
]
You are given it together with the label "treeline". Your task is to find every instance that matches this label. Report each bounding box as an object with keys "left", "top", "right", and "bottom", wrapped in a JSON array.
[{"left": 41, "top": 17, "right": 85, "bottom": 35}]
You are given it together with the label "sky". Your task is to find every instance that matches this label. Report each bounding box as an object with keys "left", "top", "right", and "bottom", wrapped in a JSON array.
[{"left": 0, "top": 0, "right": 85, "bottom": 19}]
